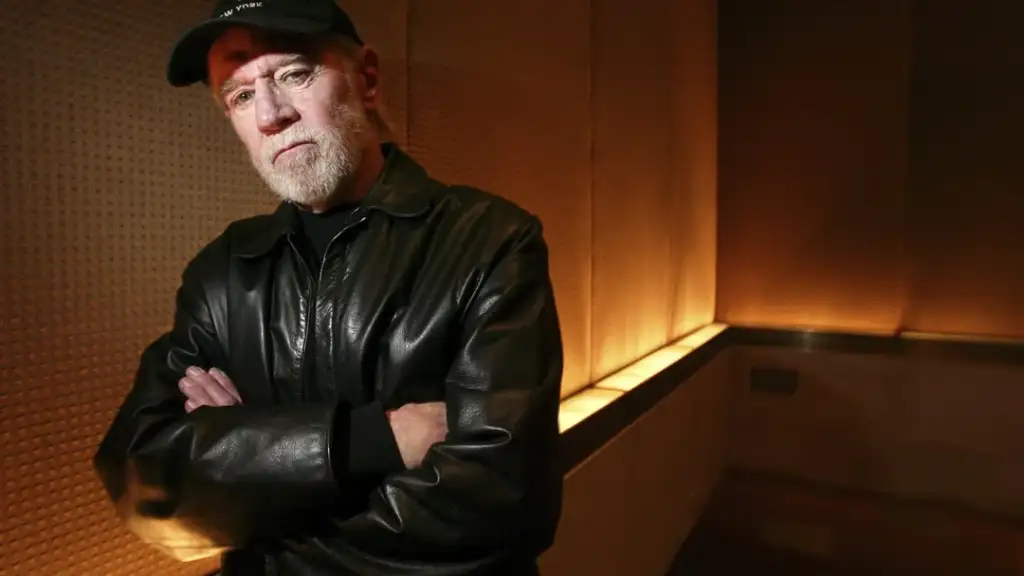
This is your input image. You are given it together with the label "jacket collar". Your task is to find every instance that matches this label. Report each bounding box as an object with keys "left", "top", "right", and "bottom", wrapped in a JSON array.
[{"left": 232, "top": 144, "right": 433, "bottom": 258}]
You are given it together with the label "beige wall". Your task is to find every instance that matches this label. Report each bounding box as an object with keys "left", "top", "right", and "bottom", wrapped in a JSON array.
[
  {"left": 728, "top": 345, "right": 1024, "bottom": 518},
  {"left": 0, "top": 0, "right": 717, "bottom": 574}
]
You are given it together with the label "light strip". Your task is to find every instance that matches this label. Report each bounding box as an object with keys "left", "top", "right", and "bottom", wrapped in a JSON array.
[
  {"left": 558, "top": 323, "right": 728, "bottom": 432},
  {"left": 594, "top": 323, "right": 727, "bottom": 393},
  {"left": 558, "top": 388, "right": 623, "bottom": 432}
]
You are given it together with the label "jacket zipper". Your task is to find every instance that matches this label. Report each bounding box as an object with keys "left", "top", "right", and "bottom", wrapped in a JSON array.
[{"left": 293, "top": 213, "right": 369, "bottom": 398}]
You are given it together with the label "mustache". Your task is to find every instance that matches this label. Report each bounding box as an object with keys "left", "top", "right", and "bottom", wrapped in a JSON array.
[{"left": 262, "top": 128, "right": 323, "bottom": 163}]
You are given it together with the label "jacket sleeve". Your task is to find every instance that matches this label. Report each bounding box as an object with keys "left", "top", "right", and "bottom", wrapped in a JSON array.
[
  {"left": 91, "top": 236, "right": 400, "bottom": 562},
  {"left": 294, "top": 216, "right": 565, "bottom": 572}
]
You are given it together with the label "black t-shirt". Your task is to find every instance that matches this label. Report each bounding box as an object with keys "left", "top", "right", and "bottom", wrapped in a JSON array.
[{"left": 298, "top": 201, "right": 360, "bottom": 264}]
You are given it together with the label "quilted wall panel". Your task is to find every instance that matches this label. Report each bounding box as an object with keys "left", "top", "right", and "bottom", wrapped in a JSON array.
[
  {"left": 589, "top": 0, "right": 677, "bottom": 380},
  {"left": 589, "top": 0, "right": 718, "bottom": 380},
  {"left": 717, "top": 0, "right": 1024, "bottom": 339},
  {"left": 716, "top": 0, "right": 910, "bottom": 334},
  {"left": 0, "top": 0, "right": 717, "bottom": 573},
  {"left": 904, "top": 0, "right": 1024, "bottom": 338},
  {"left": 668, "top": 0, "right": 718, "bottom": 340}
]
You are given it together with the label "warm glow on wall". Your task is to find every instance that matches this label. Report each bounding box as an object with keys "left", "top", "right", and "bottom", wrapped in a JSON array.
[
  {"left": 725, "top": 315, "right": 902, "bottom": 337},
  {"left": 899, "top": 330, "right": 1024, "bottom": 345},
  {"left": 716, "top": 301, "right": 905, "bottom": 337}
]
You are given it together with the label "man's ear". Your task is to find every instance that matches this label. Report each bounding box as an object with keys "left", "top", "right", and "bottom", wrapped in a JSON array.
[{"left": 356, "top": 46, "right": 382, "bottom": 113}]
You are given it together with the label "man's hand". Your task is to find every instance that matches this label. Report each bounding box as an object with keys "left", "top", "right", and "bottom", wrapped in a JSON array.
[
  {"left": 388, "top": 402, "right": 448, "bottom": 469},
  {"left": 177, "top": 367, "right": 443, "bottom": 468},
  {"left": 179, "top": 366, "right": 243, "bottom": 413}
]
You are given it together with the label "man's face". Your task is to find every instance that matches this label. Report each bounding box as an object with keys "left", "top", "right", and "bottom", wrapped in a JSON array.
[{"left": 207, "top": 27, "right": 374, "bottom": 209}]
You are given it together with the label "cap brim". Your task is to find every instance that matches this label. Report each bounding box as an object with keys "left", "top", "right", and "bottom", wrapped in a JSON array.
[{"left": 166, "top": 15, "right": 332, "bottom": 87}]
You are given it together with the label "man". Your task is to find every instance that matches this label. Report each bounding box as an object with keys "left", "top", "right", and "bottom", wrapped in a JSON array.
[{"left": 92, "top": 1, "right": 564, "bottom": 574}]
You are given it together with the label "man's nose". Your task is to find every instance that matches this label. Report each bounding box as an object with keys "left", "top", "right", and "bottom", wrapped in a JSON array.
[{"left": 254, "top": 81, "right": 298, "bottom": 135}]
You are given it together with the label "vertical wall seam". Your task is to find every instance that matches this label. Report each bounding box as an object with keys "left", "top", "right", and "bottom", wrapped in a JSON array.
[
  {"left": 404, "top": 0, "right": 412, "bottom": 148},
  {"left": 587, "top": 0, "right": 597, "bottom": 383}
]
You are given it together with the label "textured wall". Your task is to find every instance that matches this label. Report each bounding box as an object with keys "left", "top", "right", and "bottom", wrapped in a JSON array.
[
  {"left": 0, "top": 1, "right": 271, "bottom": 574},
  {"left": 717, "top": 0, "right": 1024, "bottom": 339},
  {"left": 0, "top": 0, "right": 717, "bottom": 573}
]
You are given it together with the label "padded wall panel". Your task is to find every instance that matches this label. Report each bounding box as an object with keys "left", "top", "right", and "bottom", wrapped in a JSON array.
[
  {"left": 406, "top": 1, "right": 593, "bottom": 397},
  {"left": 668, "top": 0, "right": 718, "bottom": 338},
  {"left": 338, "top": 0, "right": 410, "bottom": 147},
  {"left": 0, "top": 2, "right": 276, "bottom": 575},
  {"left": 905, "top": 1, "right": 1024, "bottom": 338},
  {"left": 590, "top": 0, "right": 675, "bottom": 379},
  {"left": 717, "top": 0, "right": 911, "bottom": 334}
]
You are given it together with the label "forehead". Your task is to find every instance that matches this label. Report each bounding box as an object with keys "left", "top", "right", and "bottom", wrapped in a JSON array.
[{"left": 207, "top": 27, "right": 320, "bottom": 85}]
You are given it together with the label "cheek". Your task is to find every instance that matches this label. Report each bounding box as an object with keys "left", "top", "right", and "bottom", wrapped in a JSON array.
[
  {"left": 230, "top": 116, "right": 264, "bottom": 157},
  {"left": 294, "top": 80, "right": 351, "bottom": 126},
  {"left": 298, "top": 110, "right": 334, "bottom": 132},
  {"left": 289, "top": 96, "right": 332, "bottom": 129}
]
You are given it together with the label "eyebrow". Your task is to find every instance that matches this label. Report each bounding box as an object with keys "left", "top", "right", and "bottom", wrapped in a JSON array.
[{"left": 217, "top": 54, "right": 309, "bottom": 99}]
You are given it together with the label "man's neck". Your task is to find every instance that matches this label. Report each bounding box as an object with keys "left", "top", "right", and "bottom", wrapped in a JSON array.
[{"left": 306, "top": 143, "right": 386, "bottom": 214}]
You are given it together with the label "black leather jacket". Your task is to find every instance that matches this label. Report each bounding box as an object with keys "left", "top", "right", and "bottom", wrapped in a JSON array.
[{"left": 93, "top": 146, "right": 564, "bottom": 575}]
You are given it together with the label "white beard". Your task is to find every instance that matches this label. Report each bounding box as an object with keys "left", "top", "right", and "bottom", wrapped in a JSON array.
[{"left": 251, "top": 92, "right": 371, "bottom": 208}]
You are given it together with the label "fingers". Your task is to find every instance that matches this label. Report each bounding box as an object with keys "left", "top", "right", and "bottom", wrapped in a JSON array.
[
  {"left": 391, "top": 402, "right": 450, "bottom": 469},
  {"left": 179, "top": 370, "right": 218, "bottom": 407},
  {"left": 191, "top": 367, "right": 238, "bottom": 405},
  {"left": 208, "top": 367, "right": 243, "bottom": 404},
  {"left": 179, "top": 366, "right": 241, "bottom": 411}
]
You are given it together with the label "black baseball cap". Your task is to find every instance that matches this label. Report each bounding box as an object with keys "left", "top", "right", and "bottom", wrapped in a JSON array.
[{"left": 166, "top": 0, "right": 363, "bottom": 87}]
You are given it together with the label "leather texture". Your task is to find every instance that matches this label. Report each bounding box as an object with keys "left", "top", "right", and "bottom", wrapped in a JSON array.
[{"left": 93, "top": 145, "right": 564, "bottom": 575}]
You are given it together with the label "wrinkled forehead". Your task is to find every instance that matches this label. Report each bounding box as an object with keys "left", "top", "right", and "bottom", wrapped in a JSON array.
[{"left": 207, "top": 27, "right": 322, "bottom": 87}]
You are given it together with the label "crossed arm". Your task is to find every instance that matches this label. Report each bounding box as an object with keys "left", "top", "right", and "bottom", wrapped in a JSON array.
[
  {"left": 93, "top": 217, "right": 565, "bottom": 567},
  {"left": 178, "top": 366, "right": 447, "bottom": 470}
]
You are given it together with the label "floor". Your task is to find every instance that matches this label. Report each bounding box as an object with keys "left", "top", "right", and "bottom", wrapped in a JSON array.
[
  {"left": 666, "top": 524, "right": 837, "bottom": 575},
  {"left": 664, "top": 473, "right": 1024, "bottom": 576}
]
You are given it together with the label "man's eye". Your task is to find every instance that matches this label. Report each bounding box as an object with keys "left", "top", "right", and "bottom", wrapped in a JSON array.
[
  {"left": 280, "top": 70, "right": 311, "bottom": 84},
  {"left": 230, "top": 90, "right": 254, "bottom": 109}
]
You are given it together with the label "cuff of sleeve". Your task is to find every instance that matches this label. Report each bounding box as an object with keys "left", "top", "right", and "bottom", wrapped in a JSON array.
[{"left": 347, "top": 401, "right": 405, "bottom": 479}]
